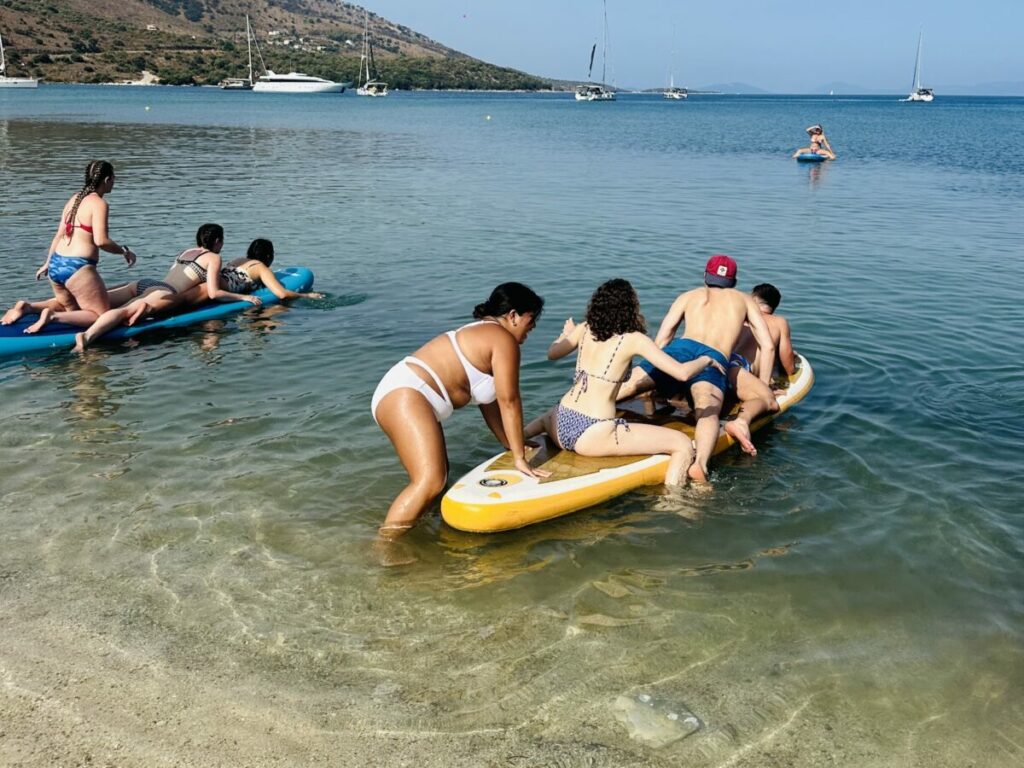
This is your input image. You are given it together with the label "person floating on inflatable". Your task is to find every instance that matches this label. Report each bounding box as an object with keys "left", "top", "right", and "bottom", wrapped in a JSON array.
[{"left": 793, "top": 124, "right": 836, "bottom": 160}]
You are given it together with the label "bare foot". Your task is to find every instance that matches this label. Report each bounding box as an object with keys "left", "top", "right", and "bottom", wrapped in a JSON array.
[
  {"left": 23, "top": 308, "right": 53, "bottom": 334},
  {"left": 725, "top": 419, "right": 757, "bottom": 456},
  {"left": 687, "top": 460, "right": 710, "bottom": 484},
  {"left": 1, "top": 300, "right": 28, "bottom": 325},
  {"left": 372, "top": 530, "right": 418, "bottom": 567},
  {"left": 73, "top": 332, "right": 88, "bottom": 353}
]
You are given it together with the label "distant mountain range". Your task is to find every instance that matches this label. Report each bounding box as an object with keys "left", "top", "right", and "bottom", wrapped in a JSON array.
[{"left": 695, "top": 82, "right": 769, "bottom": 94}]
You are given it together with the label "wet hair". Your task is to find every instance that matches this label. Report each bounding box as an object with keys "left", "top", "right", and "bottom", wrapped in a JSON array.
[
  {"left": 195, "top": 223, "right": 224, "bottom": 250},
  {"left": 246, "top": 238, "right": 274, "bottom": 266},
  {"left": 473, "top": 282, "right": 545, "bottom": 323},
  {"left": 585, "top": 278, "right": 646, "bottom": 342},
  {"left": 64, "top": 160, "right": 114, "bottom": 240},
  {"left": 752, "top": 283, "right": 781, "bottom": 312}
]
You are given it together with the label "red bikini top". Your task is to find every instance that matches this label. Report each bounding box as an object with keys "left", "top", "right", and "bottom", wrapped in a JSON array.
[{"left": 65, "top": 220, "right": 94, "bottom": 238}]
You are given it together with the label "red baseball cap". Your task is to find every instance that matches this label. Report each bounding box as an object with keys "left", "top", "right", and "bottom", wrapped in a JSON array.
[{"left": 704, "top": 254, "right": 738, "bottom": 288}]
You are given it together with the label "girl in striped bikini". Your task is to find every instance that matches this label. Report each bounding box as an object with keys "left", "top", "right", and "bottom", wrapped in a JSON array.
[{"left": 526, "top": 279, "right": 725, "bottom": 486}]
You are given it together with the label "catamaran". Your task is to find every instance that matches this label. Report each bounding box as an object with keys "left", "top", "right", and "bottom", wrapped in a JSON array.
[
  {"left": 0, "top": 31, "right": 38, "bottom": 88},
  {"left": 575, "top": 0, "right": 615, "bottom": 101},
  {"left": 220, "top": 15, "right": 254, "bottom": 90},
  {"left": 901, "top": 30, "right": 934, "bottom": 102},
  {"left": 356, "top": 10, "right": 388, "bottom": 97},
  {"left": 663, "top": 26, "right": 686, "bottom": 100}
]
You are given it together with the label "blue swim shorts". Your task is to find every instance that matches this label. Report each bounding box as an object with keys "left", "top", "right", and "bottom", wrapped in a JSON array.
[{"left": 638, "top": 338, "right": 729, "bottom": 396}]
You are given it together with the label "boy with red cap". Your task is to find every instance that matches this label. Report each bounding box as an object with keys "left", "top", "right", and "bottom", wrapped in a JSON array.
[{"left": 619, "top": 254, "right": 776, "bottom": 482}]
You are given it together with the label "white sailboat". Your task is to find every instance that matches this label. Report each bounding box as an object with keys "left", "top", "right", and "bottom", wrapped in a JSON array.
[
  {"left": 901, "top": 30, "right": 933, "bottom": 102},
  {"left": 663, "top": 26, "right": 687, "bottom": 100},
  {"left": 0, "top": 31, "right": 38, "bottom": 88},
  {"left": 575, "top": 0, "right": 615, "bottom": 101},
  {"left": 356, "top": 10, "right": 388, "bottom": 97},
  {"left": 249, "top": 20, "right": 344, "bottom": 94},
  {"left": 220, "top": 15, "right": 254, "bottom": 90}
]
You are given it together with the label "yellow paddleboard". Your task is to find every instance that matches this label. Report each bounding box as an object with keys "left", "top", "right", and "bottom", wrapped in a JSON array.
[{"left": 441, "top": 354, "right": 815, "bottom": 533}]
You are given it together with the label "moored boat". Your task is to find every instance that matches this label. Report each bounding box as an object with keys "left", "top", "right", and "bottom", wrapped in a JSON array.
[
  {"left": 0, "top": 30, "right": 38, "bottom": 88},
  {"left": 356, "top": 10, "right": 388, "bottom": 97},
  {"left": 901, "top": 31, "right": 934, "bottom": 102},
  {"left": 575, "top": 0, "right": 615, "bottom": 102}
]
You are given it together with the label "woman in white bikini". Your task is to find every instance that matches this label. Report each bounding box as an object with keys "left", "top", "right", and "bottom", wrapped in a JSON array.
[{"left": 371, "top": 282, "right": 548, "bottom": 538}]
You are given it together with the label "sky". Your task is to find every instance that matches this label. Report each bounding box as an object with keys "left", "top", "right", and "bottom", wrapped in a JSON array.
[{"left": 366, "top": 0, "right": 1024, "bottom": 92}]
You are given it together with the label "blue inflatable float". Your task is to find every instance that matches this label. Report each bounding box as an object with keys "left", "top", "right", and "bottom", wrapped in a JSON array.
[
  {"left": 0, "top": 267, "right": 315, "bottom": 359},
  {"left": 795, "top": 153, "right": 828, "bottom": 162}
]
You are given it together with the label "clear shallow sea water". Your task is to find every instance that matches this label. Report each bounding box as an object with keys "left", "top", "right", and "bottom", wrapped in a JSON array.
[{"left": 0, "top": 87, "right": 1022, "bottom": 766}]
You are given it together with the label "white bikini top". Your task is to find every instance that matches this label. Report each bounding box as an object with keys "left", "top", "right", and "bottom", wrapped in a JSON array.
[{"left": 447, "top": 320, "right": 498, "bottom": 405}]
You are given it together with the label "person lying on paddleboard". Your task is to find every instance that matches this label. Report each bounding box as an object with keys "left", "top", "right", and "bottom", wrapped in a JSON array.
[
  {"left": 371, "top": 282, "right": 549, "bottom": 539},
  {"left": 1, "top": 160, "right": 138, "bottom": 333},
  {"left": 72, "top": 230, "right": 322, "bottom": 352},
  {"left": 731, "top": 283, "right": 796, "bottom": 381},
  {"left": 792, "top": 124, "right": 836, "bottom": 159},
  {"left": 616, "top": 255, "right": 776, "bottom": 483},
  {"left": 524, "top": 279, "right": 725, "bottom": 487}
]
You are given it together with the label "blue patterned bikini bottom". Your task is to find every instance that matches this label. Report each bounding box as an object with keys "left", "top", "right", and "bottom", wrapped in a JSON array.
[
  {"left": 47, "top": 253, "right": 97, "bottom": 286},
  {"left": 554, "top": 403, "right": 630, "bottom": 452}
]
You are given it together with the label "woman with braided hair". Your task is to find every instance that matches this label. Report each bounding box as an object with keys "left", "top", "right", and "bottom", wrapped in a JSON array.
[{"left": 1, "top": 160, "right": 137, "bottom": 332}]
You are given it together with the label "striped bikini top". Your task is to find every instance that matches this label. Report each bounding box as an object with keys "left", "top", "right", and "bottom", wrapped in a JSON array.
[{"left": 570, "top": 333, "right": 631, "bottom": 400}]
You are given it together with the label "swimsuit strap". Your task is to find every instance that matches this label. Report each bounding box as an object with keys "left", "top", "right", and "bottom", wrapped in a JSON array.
[
  {"left": 572, "top": 334, "right": 628, "bottom": 399},
  {"left": 600, "top": 335, "right": 625, "bottom": 377},
  {"left": 176, "top": 248, "right": 210, "bottom": 264},
  {"left": 447, "top": 320, "right": 498, "bottom": 378},
  {"left": 403, "top": 356, "right": 453, "bottom": 407}
]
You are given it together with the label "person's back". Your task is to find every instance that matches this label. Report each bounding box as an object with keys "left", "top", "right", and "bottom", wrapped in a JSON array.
[
  {"left": 671, "top": 285, "right": 754, "bottom": 358},
  {"left": 621, "top": 255, "right": 775, "bottom": 483},
  {"left": 734, "top": 283, "right": 795, "bottom": 378}
]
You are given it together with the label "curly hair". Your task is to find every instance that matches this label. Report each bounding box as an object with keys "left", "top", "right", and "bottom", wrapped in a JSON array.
[{"left": 585, "top": 279, "right": 646, "bottom": 341}]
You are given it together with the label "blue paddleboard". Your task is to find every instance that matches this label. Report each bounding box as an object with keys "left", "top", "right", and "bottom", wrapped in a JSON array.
[
  {"left": 0, "top": 267, "right": 314, "bottom": 358},
  {"left": 795, "top": 153, "right": 828, "bottom": 162}
]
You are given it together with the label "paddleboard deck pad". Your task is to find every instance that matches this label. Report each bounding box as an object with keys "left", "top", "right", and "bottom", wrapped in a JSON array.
[
  {"left": 442, "top": 354, "right": 814, "bottom": 532},
  {"left": 0, "top": 267, "right": 314, "bottom": 358}
]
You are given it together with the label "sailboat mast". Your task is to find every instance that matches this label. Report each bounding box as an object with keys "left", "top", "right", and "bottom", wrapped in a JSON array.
[
  {"left": 361, "top": 10, "right": 369, "bottom": 86},
  {"left": 602, "top": 0, "right": 608, "bottom": 85},
  {"left": 668, "top": 24, "right": 675, "bottom": 89},
  {"left": 245, "top": 15, "right": 253, "bottom": 83},
  {"left": 912, "top": 30, "right": 923, "bottom": 91},
  {"left": 1, "top": 33, "right": 6, "bottom": 74}
]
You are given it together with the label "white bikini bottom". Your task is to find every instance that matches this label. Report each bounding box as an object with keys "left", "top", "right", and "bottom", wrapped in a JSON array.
[{"left": 371, "top": 356, "right": 454, "bottom": 424}]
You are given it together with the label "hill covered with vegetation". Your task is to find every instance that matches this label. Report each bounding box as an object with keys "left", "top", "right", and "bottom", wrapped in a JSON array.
[{"left": 0, "top": 0, "right": 548, "bottom": 89}]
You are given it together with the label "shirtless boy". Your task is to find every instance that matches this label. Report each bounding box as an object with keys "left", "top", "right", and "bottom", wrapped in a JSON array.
[
  {"left": 732, "top": 283, "right": 796, "bottom": 378},
  {"left": 721, "top": 283, "right": 798, "bottom": 456},
  {"left": 618, "top": 255, "right": 775, "bottom": 483}
]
